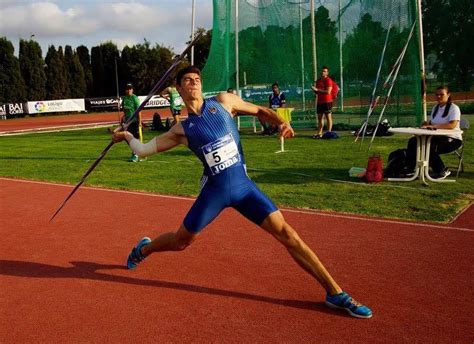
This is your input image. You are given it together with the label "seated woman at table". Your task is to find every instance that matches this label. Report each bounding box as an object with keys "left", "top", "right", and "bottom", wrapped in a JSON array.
[{"left": 406, "top": 85, "right": 463, "bottom": 179}]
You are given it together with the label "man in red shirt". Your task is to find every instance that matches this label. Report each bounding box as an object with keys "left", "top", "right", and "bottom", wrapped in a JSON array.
[{"left": 311, "top": 66, "right": 334, "bottom": 139}]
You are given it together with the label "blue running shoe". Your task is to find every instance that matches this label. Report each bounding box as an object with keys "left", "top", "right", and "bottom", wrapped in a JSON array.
[
  {"left": 325, "top": 292, "right": 373, "bottom": 319},
  {"left": 127, "top": 237, "right": 151, "bottom": 269}
]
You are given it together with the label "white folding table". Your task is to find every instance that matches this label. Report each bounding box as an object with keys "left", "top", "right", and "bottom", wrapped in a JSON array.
[{"left": 388, "top": 127, "right": 462, "bottom": 185}]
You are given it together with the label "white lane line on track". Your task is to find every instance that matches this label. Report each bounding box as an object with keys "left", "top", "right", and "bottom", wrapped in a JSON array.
[
  {"left": 0, "top": 122, "right": 116, "bottom": 136},
  {"left": 1, "top": 177, "right": 473, "bottom": 233},
  {"left": 279, "top": 207, "right": 474, "bottom": 233}
]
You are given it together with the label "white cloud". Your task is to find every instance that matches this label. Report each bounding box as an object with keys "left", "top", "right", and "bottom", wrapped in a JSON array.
[
  {"left": 93, "top": 2, "right": 171, "bottom": 32},
  {"left": 1, "top": 2, "right": 98, "bottom": 36},
  {"left": 0, "top": 0, "right": 213, "bottom": 55}
]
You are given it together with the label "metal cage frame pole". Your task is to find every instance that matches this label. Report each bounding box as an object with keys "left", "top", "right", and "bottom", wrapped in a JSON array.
[
  {"left": 235, "top": 0, "right": 241, "bottom": 129},
  {"left": 416, "top": 0, "right": 427, "bottom": 122},
  {"left": 299, "top": 3, "right": 306, "bottom": 111},
  {"left": 114, "top": 57, "right": 120, "bottom": 123},
  {"left": 338, "top": 0, "right": 344, "bottom": 111},
  {"left": 310, "top": 0, "right": 318, "bottom": 122},
  {"left": 310, "top": 0, "right": 317, "bottom": 82},
  {"left": 191, "top": 0, "right": 196, "bottom": 65},
  {"left": 235, "top": 0, "right": 240, "bottom": 94}
]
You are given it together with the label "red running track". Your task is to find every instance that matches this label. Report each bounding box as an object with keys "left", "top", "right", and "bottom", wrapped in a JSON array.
[{"left": 1, "top": 178, "right": 473, "bottom": 343}]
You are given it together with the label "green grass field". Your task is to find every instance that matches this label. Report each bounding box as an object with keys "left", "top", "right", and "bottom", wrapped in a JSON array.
[{"left": 0, "top": 121, "right": 472, "bottom": 223}]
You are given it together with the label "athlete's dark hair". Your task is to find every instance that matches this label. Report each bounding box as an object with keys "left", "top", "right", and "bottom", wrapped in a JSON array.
[
  {"left": 272, "top": 82, "right": 279, "bottom": 88},
  {"left": 176, "top": 65, "right": 201, "bottom": 86},
  {"left": 321, "top": 66, "right": 329, "bottom": 71}
]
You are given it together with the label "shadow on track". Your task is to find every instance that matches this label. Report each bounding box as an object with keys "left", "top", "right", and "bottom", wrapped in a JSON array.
[{"left": 0, "top": 259, "right": 340, "bottom": 316}]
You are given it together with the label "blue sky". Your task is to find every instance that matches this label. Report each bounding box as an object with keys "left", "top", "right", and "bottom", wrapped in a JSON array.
[{"left": 0, "top": 0, "right": 213, "bottom": 56}]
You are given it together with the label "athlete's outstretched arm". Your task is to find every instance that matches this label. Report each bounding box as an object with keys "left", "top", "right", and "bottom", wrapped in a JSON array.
[
  {"left": 112, "top": 123, "right": 187, "bottom": 157},
  {"left": 216, "top": 92, "right": 294, "bottom": 138}
]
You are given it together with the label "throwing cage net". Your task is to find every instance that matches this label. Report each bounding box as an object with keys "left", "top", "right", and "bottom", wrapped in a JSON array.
[{"left": 202, "top": 0, "right": 423, "bottom": 128}]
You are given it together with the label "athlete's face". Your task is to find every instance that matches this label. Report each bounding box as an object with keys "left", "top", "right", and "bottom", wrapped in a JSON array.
[
  {"left": 321, "top": 68, "right": 329, "bottom": 78},
  {"left": 178, "top": 73, "right": 202, "bottom": 99}
]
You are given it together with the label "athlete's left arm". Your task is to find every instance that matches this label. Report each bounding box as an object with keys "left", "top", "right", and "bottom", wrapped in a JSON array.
[
  {"left": 216, "top": 92, "right": 294, "bottom": 138},
  {"left": 112, "top": 123, "right": 187, "bottom": 157}
]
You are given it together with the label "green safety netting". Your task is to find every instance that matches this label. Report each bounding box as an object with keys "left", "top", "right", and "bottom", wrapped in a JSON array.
[{"left": 202, "top": 0, "right": 422, "bottom": 128}]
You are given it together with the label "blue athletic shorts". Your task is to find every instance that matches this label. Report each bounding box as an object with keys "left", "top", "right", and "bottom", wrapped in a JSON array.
[{"left": 183, "top": 169, "right": 278, "bottom": 233}]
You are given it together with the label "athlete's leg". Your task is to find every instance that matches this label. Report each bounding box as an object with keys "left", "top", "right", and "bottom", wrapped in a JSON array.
[
  {"left": 260, "top": 210, "right": 342, "bottom": 295},
  {"left": 316, "top": 113, "right": 324, "bottom": 136},
  {"left": 142, "top": 182, "right": 226, "bottom": 257},
  {"left": 126, "top": 121, "right": 140, "bottom": 161},
  {"left": 141, "top": 224, "right": 198, "bottom": 256},
  {"left": 127, "top": 121, "right": 140, "bottom": 140},
  {"left": 171, "top": 109, "right": 181, "bottom": 127},
  {"left": 326, "top": 112, "right": 333, "bottom": 132},
  {"left": 233, "top": 180, "right": 339, "bottom": 293}
]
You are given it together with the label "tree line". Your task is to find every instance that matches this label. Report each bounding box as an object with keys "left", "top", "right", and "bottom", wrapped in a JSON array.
[
  {"left": 0, "top": 28, "right": 212, "bottom": 104},
  {"left": 207, "top": 3, "right": 472, "bottom": 95},
  {"left": 1, "top": 0, "right": 472, "bottom": 104}
]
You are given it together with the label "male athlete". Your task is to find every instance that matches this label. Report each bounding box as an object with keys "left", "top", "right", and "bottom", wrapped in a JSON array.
[{"left": 112, "top": 66, "right": 372, "bottom": 319}]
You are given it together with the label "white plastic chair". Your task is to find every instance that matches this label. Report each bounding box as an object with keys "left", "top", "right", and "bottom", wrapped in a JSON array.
[{"left": 453, "top": 118, "right": 469, "bottom": 177}]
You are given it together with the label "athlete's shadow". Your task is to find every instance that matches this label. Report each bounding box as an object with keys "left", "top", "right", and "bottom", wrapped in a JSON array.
[{"left": 0, "top": 260, "right": 338, "bottom": 316}]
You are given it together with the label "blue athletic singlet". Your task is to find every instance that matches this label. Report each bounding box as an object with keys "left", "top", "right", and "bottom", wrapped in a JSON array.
[{"left": 181, "top": 97, "right": 277, "bottom": 233}]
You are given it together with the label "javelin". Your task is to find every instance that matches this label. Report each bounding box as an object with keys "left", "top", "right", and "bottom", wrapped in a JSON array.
[
  {"left": 367, "top": 21, "right": 417, "bottom": 151},
  {"left": 355, "top": 17, "right": 393, "bottom": 145},
  {"left": 50, "top": 33, "right": 203, "bottom": 221}
]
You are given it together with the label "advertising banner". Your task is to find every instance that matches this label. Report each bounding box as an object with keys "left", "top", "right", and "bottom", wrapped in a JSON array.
[
  {"left": 137, "top": 95, "right": 170, "bottom": 108},
  {"left": 27, "top": 99, "right": 86, "bottom": 114},
  {"left": 0, "top": 102, "right": 27, "bottom": 119},
  {"left": 86, "top": 97, "right": 120, "bottom": 112}
]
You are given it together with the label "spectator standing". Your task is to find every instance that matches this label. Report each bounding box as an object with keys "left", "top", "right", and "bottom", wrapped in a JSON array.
[
  {"left": 312, "top": 66, "right": 334, "bottom": 139},
  {"left": 121, "top": 83, "right": 141, "bottom": 162}
]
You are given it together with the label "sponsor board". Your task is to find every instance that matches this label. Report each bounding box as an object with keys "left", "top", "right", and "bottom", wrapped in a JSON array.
[
  {"left": 0, "top": 102, "right": 27, "bottom": 119},
  {"left": 27, "top": 99, "right": 85, "bottom": 114},
  {"left": 137, "top": 95, "right": 171, "bottom": 108},
  {"left": 87, "top": 97, "right": 120, "bottom": 111}
]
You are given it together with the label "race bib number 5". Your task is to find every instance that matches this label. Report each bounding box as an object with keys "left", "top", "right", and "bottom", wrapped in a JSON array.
[{"left": 202, "top": 133, "right": 240, "bottom": 175}]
